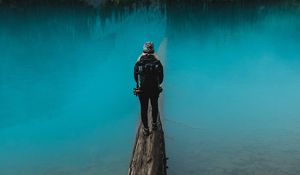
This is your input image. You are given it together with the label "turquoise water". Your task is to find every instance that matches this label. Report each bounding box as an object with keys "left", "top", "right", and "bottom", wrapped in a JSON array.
[
  {"left": 165, "top": 3, "right": 300, "bottom": 175},
  {"left": 1, "top": 3, "right": 300, "bottom": 175},
  {"left": 0, "top": 6, "right": 166, "bottom": 175}
]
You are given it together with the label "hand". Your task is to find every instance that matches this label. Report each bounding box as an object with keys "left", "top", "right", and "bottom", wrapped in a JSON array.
[{"left": 133, "top": 88, "right": 141, "bottom": 96}]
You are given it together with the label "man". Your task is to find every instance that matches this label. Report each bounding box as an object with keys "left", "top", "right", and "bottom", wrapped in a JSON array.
[{"left": 134, "top": 42, "right": 164, "bottom": 136}]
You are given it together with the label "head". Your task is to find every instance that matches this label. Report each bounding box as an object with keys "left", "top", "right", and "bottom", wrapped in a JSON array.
[{"left": 143, "top": 41, "right": 154, "bottom": 54}]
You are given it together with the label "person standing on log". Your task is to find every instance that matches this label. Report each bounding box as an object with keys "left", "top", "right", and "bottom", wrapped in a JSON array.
[{"left": 134, "top": 42, "right": 164, "bottom": 136}]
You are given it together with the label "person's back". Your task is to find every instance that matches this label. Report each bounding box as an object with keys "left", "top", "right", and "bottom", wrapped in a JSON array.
[
  {"left": 134, "top": 42, "right": 164, "bottom": 136},
  {"left": 134, "top": 53, "right": 163, "bottom": 94}
]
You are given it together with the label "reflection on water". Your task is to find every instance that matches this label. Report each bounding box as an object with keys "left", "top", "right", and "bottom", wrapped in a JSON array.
[
  {"left": 0, "top": 4, "right": 166, "bottom": 175},
  {"left": 165, "top": 2, "right": 300, "bottom": 175},
  {"left": 0, "top": 2, "right": 300, "bottom": 175}
]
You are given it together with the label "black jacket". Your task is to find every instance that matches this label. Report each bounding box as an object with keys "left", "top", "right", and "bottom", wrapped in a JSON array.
[{"left": 134, "top": 53, "right": 164, "bottom": 92}]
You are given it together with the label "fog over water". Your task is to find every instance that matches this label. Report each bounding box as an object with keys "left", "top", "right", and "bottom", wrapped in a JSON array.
[{"left": 0, "top": 2, "right": 300, "bottom": 175}]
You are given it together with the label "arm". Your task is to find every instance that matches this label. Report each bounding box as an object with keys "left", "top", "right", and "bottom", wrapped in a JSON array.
[
  {"left": 134, "top": 55, "right": 143, "bottom": 83},
  {"left": 134, "top": 62, "right": 139, "bottom": 84},
  {"left": 158, "top": 61, "right": 164, "bottom": 85}
]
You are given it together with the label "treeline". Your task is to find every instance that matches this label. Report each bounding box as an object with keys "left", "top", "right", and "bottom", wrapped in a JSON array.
[
  {"left": 0, "top": 0, "right": 90, "bottom": 7},
  {"left": 1, "top": 0, "right": 299, "bottom": 8},
  {"left": 0, "top": 0, "right": 137, "bottom": 7}
]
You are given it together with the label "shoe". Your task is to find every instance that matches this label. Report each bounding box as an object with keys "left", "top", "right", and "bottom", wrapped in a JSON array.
[
  {"left": 152, "top": 122, "right": 158, "bottom": 131},
  {"left": 143, "top": 127, "right": 150, "bottom": 136}
]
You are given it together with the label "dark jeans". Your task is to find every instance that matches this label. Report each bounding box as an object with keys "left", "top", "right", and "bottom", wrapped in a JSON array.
[{"left": 138, "top": 92, "right": 159, "bottom": 129}]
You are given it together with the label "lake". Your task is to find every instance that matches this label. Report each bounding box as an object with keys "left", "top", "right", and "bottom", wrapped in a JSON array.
[{"left": 0, "top": 2, "right": 300, "bottom": 175}]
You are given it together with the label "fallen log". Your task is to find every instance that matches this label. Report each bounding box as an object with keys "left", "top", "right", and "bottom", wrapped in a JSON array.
[{"left": 128, "top": 110, "right": 167, "bottom": 175}]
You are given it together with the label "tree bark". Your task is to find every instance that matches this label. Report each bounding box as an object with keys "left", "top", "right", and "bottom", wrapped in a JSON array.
[{"left": 128, "top": 109, "right": 167, "bottom": 175}]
